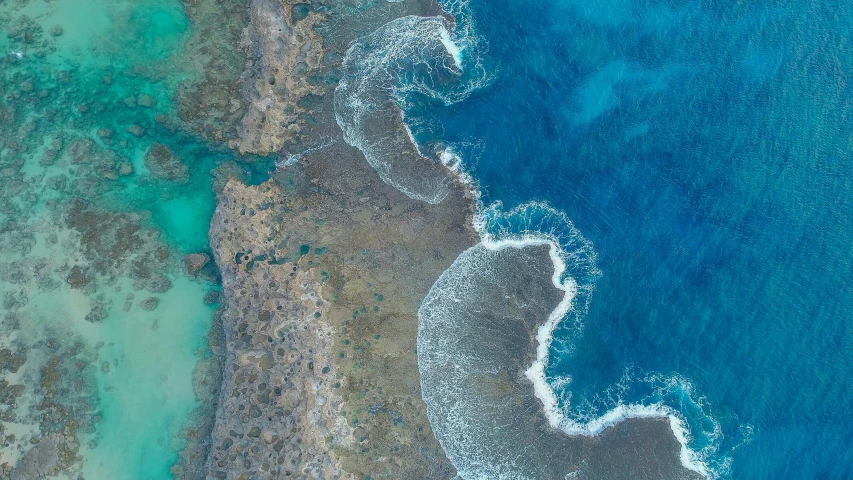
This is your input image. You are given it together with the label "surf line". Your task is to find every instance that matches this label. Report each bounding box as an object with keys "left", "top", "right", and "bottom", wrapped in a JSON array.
[{"left": 332, "top": 3, "right": 718, "bottom": 478}]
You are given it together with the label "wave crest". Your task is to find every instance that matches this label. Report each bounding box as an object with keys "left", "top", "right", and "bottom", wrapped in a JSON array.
[
  {"left": 418, "top": 242, "right": 585, "bottom": 479},
  {"left": 334, "top": 15, "right": 486, "bottom": 204},
  {"left": 334, "top": 3, "right": 724, "bottom": 479}
]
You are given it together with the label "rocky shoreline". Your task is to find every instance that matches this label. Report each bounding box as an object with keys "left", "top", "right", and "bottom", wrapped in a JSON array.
[
  {"left": 196, "top": 1, "right": 476, "bottom": 476},
  {"left": 204, "top": 139, "right": 476, "bottom": 478},
  {"left": 197, "top": 0, "right": 704, "bottom": 478},
  {"left": 0, "top": 0, "right": 710, "bottom": 477}
]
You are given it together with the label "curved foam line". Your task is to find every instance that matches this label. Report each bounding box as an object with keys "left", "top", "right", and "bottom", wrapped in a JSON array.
[
  {"left": 459, "top": 199, "right": 715, "bottom": 478},
  {"left": 334, "top": 13, "right": 491, "bottom": 205},
  {"left": 335, "top": 2, "right": 719, "bottom": 477},
  {"left": 439, "top": 29, "right": 463, "bottom": 70}
]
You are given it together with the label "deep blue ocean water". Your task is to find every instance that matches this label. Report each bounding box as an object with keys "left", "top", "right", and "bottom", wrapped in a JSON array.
[{"left": 403, "top": 0, "right": 853, "bottom": 477}]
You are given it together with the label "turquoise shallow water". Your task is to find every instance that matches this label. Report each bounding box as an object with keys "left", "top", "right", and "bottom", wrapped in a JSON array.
[
  {"left": 399, "top": 0, "right": 853, "bottom": 477},
  {"left": 0, "top": 0, "right": 260, "bottom": 476}
]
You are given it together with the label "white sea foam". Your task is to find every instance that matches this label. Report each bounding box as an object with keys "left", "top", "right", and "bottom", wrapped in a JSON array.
[
  {"left": 275, "top": 137, "right": 336, "bottom": 168},
  {"left": 336, "top": 2, "right": 721, "bottom": 478},
  {"left": 438, "top": 147, "right": 471, "bottom": 181},
  {"left": 429, "top": 134, "right": 720, "bottom": 477},
  {"left": 422, "top": 195, "right": 721, "bottom": 478},
  {"left": 475, "top": 210, "right": 715, "bottom": 477},
  {"left": 334, "top": 2, "right": 490, "bottom": 205},
  {"left": 334, "top": 15, "right": 488, "bottom": 204},
  {"left": 440, "top": 29, "right": 463, "bottom": 70}
]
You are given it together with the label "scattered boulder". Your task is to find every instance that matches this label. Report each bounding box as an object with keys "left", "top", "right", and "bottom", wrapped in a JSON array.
[
  {"left": 123, "top": 293, "right": 134, "bottom": 312},
  {"left": 117, "top": 158, "right": 133, "bottom": 176},
  {"left": 137, "top": 94, "right": 157, "bottom": 108},
  {"left": 99, "top": 166, "right": 118, "bottom": 180},
  {"left": 66, "top": 265, "right": 89, "bottom": 288},
  {"left": 203, "top": 290, "right": 220, "bottom": 305},
  {"left": 126, "top": 125, "right": 145, "bottom": 137},
  {"left": 184, "top": 253, "right": 209, "bottom": 276},
  {"left": 0, "top": 348, "right": 26, "bottom": 374},
  {"left": 0, "top": 379, "right": 24, "bottom": 406},
  {"left": 85, "top": 302, "right": 108, "bottom": 323},
  {"left": 147, "top": 273, "right": 173, "bottom": 293}
]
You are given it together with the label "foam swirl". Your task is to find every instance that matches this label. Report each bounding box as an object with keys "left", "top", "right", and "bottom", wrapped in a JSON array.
[
  {"left": 334, "top": 16, "right": 474, "bottom": 204},
  {"left": 334, "top": 3, "right": 721, "bottom": 478}
]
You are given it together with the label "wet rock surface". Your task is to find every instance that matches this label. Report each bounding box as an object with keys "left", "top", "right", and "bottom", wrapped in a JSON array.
[
  {"left": 231, "top": 0, "right": 326, "bottom": 155},
  {"left": 207, "top": 141, "right": 477, "bottom": 478},
  {"left": 184, "top": 253, "right": 210, "bottom": 276},
  {"left": 419, "top": 245, "right": 703, "bottom": 480}
]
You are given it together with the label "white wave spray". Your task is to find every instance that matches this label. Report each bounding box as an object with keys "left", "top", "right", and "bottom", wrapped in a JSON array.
[
  {"left": 334, "top": 12, "right": 487, "bottom": 204},
  {"left": 333, "top": 3, "right": 724, "bottom": 479}
]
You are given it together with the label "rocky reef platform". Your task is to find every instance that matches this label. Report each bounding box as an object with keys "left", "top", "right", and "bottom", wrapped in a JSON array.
[{"left": 206, "top": 140, "right": 476, "bottom": 478}]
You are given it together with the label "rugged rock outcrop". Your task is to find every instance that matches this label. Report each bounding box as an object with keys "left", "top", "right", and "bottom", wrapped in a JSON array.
[{"left": 232, "top": 0, "right": 326, "bottom": 155}]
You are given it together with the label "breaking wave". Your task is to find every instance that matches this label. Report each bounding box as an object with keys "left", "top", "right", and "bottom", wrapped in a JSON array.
[
  {"left": 478, "top": 205, "right": 726, "bottom": 477},
  {"left": 334, "top": 13, "right": 487, "bottom": 204},
  {"left": 418, "top": 202, "right": 724, "bottom": 478},
  {"left": 334, "top": 3, "right": 724, "bottom": 479}
]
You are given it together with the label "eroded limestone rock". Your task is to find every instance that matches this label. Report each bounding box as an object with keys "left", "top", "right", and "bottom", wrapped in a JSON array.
[
  {"left": 206, "top": 141, "right": 476, "bottom": 478},
  {"left": 232, "top": 0, "right": 326, "bottom": 155}
]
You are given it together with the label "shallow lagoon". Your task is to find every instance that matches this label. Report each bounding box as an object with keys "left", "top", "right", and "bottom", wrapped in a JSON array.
[{"left": 0, "top": 0, "right": 244, "bottom": 476}]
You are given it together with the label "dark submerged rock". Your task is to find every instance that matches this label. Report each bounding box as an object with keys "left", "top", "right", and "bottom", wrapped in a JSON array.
[
  {"left": 140, "top": 297, "right": 159, "bottom": 311},
  {"left": 144, "top": 143, "right": 189, "bottom": 183}
]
